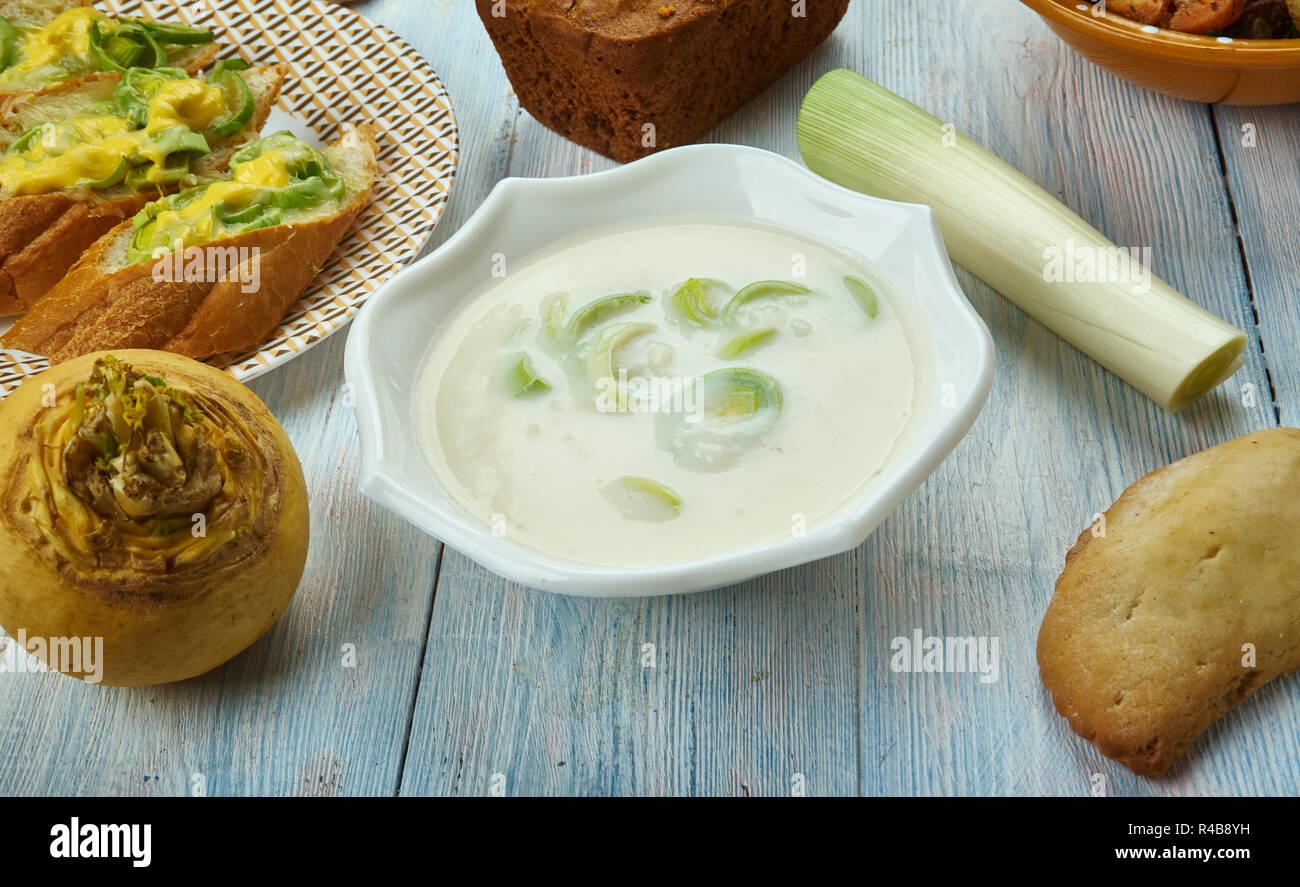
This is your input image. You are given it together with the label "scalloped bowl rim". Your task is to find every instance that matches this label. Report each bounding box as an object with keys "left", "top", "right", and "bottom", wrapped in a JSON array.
[{"left": 344, "top": 144, "right": 994, "bottom": 597}]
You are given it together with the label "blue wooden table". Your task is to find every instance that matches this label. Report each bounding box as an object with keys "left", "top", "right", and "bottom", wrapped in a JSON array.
[{"left": 1, "top": 0, "right": 1297, "bottom": 797}]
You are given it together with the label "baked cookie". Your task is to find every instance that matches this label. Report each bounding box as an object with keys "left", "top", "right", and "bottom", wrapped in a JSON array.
[{"left": 1038, "top": 427, "right": 1300, "bottom": 776}]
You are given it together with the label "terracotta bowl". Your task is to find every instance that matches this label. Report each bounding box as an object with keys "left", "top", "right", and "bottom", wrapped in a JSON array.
[{"left": 1021, "top": 0, "right": 1300, "bottom": 104}]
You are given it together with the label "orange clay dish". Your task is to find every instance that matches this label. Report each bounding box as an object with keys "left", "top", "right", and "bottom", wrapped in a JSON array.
[
  {"left": 1111, "top": 0, "right": 1299, "bottom": 38},
  {"left": 1021, "top": 0, "right": 1300, "bottom": 104}
]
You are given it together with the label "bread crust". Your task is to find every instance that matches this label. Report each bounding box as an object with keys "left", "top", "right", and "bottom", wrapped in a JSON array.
[
  {"left": 0, "top": 192, "right": 151, "bottom": 315},
  {"left": 1037, "top": 428, "right": 1300, "bottom": 776},
  {"left": 476, "top": 0, "right": 850, "bottom": 163},
  {"left": 4, "top": 125, "right": 380, "bottom": 361},
  {"left": 166, "top": 194, "right": 369, "bottom": 358}
]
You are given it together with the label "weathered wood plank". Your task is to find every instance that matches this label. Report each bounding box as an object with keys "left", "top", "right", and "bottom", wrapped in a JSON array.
[
  {"left": 397, "top": 4, "right": 864, "bottom": 798},
  {"left": 0, "top": 332, "right": 439, "bottom": 796},
  {"left": 849, "top": 0, "right": 1288, "bottom": 796},
  {"left": 0, "top": 0, "right": 474, "bottom": 796},
  {"left": 1212, "top": 103, "right": 1300, "bottom": 426},
  {"left": 3, "top": 0, "right": 1297, "bottom": 799},
  {"left": 403, "top": 552, "right": 861, "bottom": 796},
  {"left": 403, "top": 0, "right": 1299, "bottom": 797}
]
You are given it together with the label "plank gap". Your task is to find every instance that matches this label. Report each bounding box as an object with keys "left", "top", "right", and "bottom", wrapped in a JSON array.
[
  {"left": 396, "top": 542, "right": 446, "bottom": 796},
  {"left": 1207, "top": 104, "right": 1283, "bottom": 426},
  {"left": 852, "top": 545, "right": 865, "bottom": 794},
  {"left": 503, "top": 106, "right": 525, "bottom": 176}
]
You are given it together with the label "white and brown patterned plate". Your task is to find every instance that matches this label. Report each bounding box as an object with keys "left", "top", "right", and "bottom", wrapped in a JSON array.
[{"left": 0, "top": 0, "right": 459, "bottom": 395}]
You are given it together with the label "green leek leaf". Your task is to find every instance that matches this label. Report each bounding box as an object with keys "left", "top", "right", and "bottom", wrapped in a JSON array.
[
  {"left": 584, "top": 322, "right": 656, "bottom": 405},
  {"left": 722, "top": 280, "right": 812, "bottom": 319},
  {"left": 505, "top": 354, "right": 550, "bottom": 397},
  {"left": 567, "top": 292, "right": 652, "bottom": 342},
  {"left": 669, "top": 278, "right": 728, "bottom": 326},
  {"left": 602, "top": 476, "right": 681, "bottom": 522},
  {"left": 718, "top": 326, "right": 778, "bottom": 359},
  {"left": 843, "top": 275, "right": 879, "bottom": 319}
]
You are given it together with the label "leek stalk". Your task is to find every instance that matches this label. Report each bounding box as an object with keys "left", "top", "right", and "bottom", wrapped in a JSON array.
[{"left": 796, "top": 69, "right": 1247, "bottom": 412}]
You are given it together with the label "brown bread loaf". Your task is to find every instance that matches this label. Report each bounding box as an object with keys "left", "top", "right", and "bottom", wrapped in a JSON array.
[{"left": 476, "top": 0, "right": 851, "bottom": 163}]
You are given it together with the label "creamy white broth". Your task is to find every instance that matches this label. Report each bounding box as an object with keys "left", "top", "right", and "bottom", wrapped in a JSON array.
[{"left": 415, "top": 221, "right": 915, "bottom": 568}]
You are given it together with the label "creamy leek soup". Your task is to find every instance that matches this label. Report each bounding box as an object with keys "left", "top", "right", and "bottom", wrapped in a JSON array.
[{"left": 414, "top": 222, "right": 915, "bottom": 567}]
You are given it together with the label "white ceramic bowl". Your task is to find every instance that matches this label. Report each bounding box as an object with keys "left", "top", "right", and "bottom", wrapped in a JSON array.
[{"left": 344, "top": 144, "right": 994, "bottom": 597}]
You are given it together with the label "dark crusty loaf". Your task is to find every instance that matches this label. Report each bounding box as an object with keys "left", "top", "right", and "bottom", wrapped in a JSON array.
[{"left": 477, "top": 0, "right": 850, "bottom": 163}]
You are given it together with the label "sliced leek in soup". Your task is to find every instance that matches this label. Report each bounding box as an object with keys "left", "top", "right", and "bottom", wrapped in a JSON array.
[{"left": 414, "top": 222, "right": 915, "bottom": 567}]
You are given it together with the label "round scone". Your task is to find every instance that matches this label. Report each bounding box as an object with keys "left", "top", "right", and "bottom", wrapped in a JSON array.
[
  {"left": 0, "top": 350, "right": 309, "bottom": 686},
  {"left": 1038, "top": 427, "right": 1300, "bottom": 777}
]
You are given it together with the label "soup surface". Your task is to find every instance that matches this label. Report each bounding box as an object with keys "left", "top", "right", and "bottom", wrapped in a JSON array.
[{"left": 415, "top": 222, "right": 915, "bottom": 567}]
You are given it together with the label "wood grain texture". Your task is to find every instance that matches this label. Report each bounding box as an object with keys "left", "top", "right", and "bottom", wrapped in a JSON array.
[
  {"left": 400, "top": 0, "right": 1297, "bottom": 797},
  {"left": 397, "top": 3, "right": 862, "bottom": 798},
  {"left": 2, "top": 0, "right": 1297, "bottom": 797},
  {"left": 1212, "top": 104, "right": 1300, "bottom": 426},
  {"left": 845, "top": 0, "right": 1291, "bottom": 798},
  {"left": 0, "top": 0, "right": 462, "bottom": 797},
  {"left": 0, "top": 333, "right": 440, "bottom": 796},
  {"left": 402, "top": 555, "right": 861, "bottom": 796},
  {"left": 405, "top": 0, "right": 861, "bottom": 799}
]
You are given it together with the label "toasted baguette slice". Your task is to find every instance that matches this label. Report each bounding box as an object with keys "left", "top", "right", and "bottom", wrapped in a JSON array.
[
  {"left": 0, "top": 64, "right": 287, "bottom": 316},
  {"left": 0, "top": 2, "right": 220, "bottom": 102},
  {"left": 5, "top": 125, "right": 380, "bottom": 362}
]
